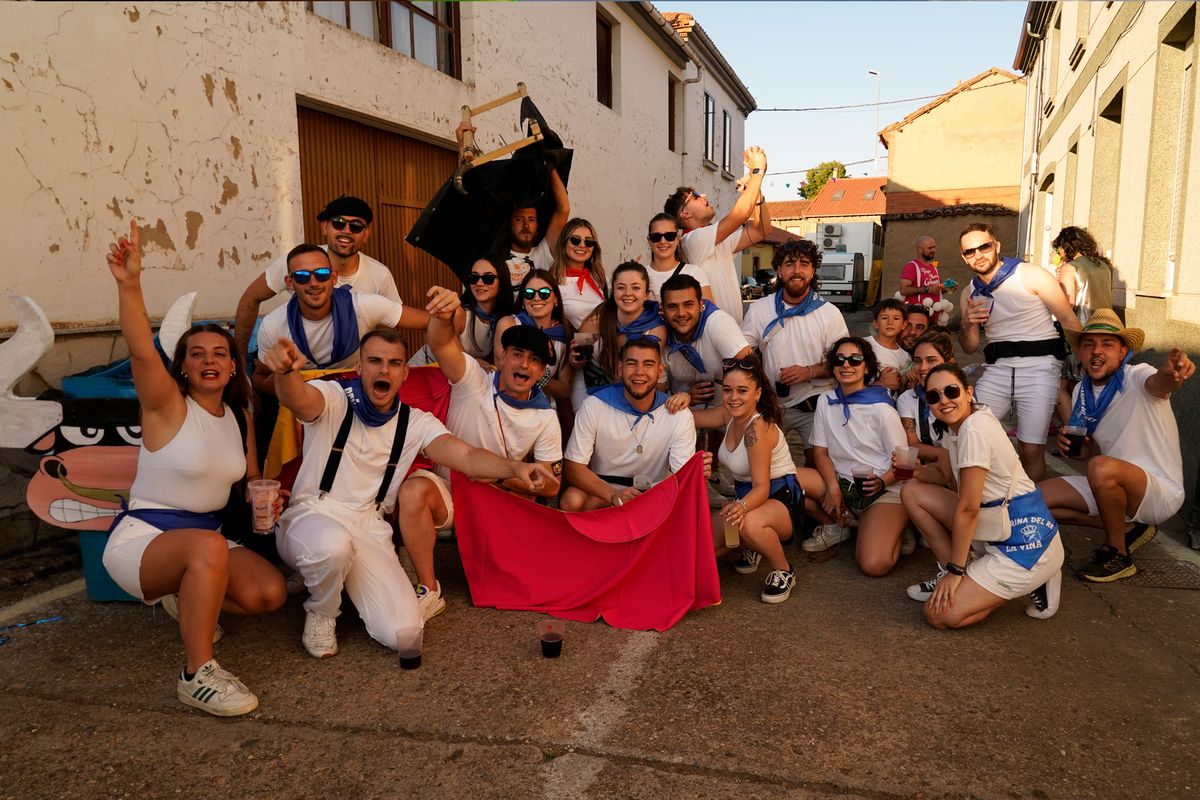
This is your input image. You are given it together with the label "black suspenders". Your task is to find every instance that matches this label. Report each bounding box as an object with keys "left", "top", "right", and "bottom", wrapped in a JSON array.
[{"left": 318, "top": 403, "right": 412, "bottom": 509}]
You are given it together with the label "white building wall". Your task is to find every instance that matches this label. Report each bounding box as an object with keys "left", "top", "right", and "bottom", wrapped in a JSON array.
[{"left": 0, "top": 1, "right": 745, "bottom": 385}]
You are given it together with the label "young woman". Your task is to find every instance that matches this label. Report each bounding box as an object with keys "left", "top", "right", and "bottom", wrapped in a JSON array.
[
  {"left": 551, "top": 217, "right": 608, "bottom": 330},
  {"left": 897, "top": 330, "right": 957, "bottom": 461},
  {"left": 1051, "top": 226, "right": 1114, "bottom": 329},
  {"left": 409, "top": 256, "right": 514, "bottom": 368},
  {"left": 670, "top": 355, "right": 825, "bottom": 604},
  {"left": 102, "top": 221, "right": 285, "bottom": 717},
  {"left": 900, "top": 364, "right": 1064, "bottom": 627},
  {"left": 494, "top": 269, "right": 572, "bottom": 402},
  {"left": 644, "top": 212, "right": 713, "bottom": 303},
  {"left": 807, "top": 337, "right": 911, "bottom": 577},
  {"left": 570, "top": 262, "right": 667, "bottom": 411}
]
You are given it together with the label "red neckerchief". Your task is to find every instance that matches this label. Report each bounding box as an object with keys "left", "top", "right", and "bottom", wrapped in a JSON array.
[{"left": 565, "top": 267, "right": 602, "bottom": 298}]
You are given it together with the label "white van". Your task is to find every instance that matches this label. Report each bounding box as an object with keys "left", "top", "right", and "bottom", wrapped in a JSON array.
[{"left": 818, "top": 252, "right": 866, "bottom": 311}]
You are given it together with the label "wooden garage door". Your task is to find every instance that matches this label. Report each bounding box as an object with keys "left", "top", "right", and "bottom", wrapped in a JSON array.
[{"left": 296, "top": 106, "right": 458, "bottom": 352}]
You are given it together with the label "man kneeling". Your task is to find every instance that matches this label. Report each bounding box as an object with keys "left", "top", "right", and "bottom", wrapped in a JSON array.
[
  {"left": 262, "top": 329, "right": 551, "bottom": 658},
  {"left": 562, "top": 339, "right": 701, "bottom": 510}
]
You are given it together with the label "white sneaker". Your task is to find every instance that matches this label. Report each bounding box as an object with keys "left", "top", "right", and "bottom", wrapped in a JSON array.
[
  {"left": 1025, "top": 571, "right": 1062, "bottom": 620},
  {"left": 900, "top": 528, "right": 917, "bottom": 556},
  {"left": 416, "top": 581, "right": 446, "bottom": 622},
  {"left": 177, "top": 659, "right": 258, "bottom": 717},
  {"left": 801, "top": 524, "right": 852, "bottom": 552},
  {"left": 160, "top": 593, "right": 223, "bottom": 644},
  {"left": 907, "top": 564, "right": 947, "bottom": 602},
  {"left": 302, "top": 610, "right": 338, "bottom": 658}
]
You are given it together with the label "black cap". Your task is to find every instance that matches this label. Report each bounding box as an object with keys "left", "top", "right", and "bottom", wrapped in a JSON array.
[
  {"left": 317, "top": 195, "right": 373, "bottom": 224},
  {"left": 500, "top": 324, "right": 555, "bottom": 366}
]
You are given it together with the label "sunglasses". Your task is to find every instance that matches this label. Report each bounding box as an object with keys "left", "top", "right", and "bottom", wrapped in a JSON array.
[
  {"left": 329, "top": 216, "right": 367, "bottom": 234},
  {"left": 648, "top": 231, "right": 679, "bottom": 243},
  {"left": 924, "top": 384, "right": 966, "bottom": 404},
  {"left": 568, "top": 235, "right": 597, "bottom": 248},
  {"left": 721, "top": 356, "right": 759, "bottom": 371},
  {"left": 522, "top": 286, "right": 554, "bottom": 301},
  {"left": 290, "top": 267, "right": 333, "bottom": 285},
  {"left": 468, "top": 273, "right": 498, "bottom": 285},
  {"left": 831, "top": 353, "right": 866, "bottom": 367},
  {"left": 960, "top": 241, "right": 996, "bottom": 258}
]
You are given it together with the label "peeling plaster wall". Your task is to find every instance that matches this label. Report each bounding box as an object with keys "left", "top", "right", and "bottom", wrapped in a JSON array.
[{"left": 0, "top": 1, "right": 745, "bottom": 386}]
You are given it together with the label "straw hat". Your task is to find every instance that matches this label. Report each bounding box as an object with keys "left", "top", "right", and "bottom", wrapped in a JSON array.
[{"left": 1065, "top": 308, "right": 1145, "bottom": 352}]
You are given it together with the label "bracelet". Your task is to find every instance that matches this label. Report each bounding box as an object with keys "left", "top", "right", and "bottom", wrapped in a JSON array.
[
  {"left": 738, "top": 499, "right": 749, "bottom": 513},
  {"left": 751, "top": 168, "right": 763, "bottom": 175},
  {"left": 946, "top": 562, "right": 966, "bottom": 576}
]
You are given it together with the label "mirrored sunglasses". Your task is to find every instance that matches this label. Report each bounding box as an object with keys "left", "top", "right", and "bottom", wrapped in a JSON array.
[
  {"left": 291, "top": 268, "right": 333, "bottom": 285},
  {"left": 522, "top": 286, "right": 554, "bottom": 300}
]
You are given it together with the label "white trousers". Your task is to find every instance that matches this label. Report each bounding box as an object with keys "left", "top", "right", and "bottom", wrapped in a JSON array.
[{"left": 276, "top": 497, "right": 421, "bottom": 649}]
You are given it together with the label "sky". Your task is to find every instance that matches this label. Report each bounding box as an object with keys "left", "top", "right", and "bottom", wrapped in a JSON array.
[{"left": 663, "top": 1, "right": 1031, "bottom": 200}]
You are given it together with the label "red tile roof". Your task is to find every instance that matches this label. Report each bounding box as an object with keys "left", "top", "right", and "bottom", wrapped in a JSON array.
[
  {"left": 803, "top": 176, "right": 887, "bottom": 218},
  {"left": 765, "top": 200, "right": 811, "bottom": 220},
  {"left": 762, "top": 224, "right": 805, "bottom": 245}
]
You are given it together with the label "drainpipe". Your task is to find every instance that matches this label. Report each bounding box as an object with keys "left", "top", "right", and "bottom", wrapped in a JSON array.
[
  {"left": 1024, "top": 21, "right": 1045, "bottom": 259},
  {"left": 638, "top": 2, "right": 703, "bottom": 185}
]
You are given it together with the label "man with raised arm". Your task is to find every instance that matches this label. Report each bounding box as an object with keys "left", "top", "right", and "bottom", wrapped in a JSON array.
[
  {"left": 262, "top": 328, "right": 552, "bottom": 659},
  {"left": 957, "top": 222, "right": 1081, "bottom": 482},
  {"left": 664, "top": 146, "right": 772, "bottom": 323}
]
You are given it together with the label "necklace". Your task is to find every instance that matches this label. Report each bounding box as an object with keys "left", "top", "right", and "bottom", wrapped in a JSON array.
[{"left": 629, "top": 414, "right": 652, "bottom": 455}]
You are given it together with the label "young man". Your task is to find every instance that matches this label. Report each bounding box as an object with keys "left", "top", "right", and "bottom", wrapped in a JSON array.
[
  {"left": 251, "top": 245, "right": 428, "bottom": 396},
  {"left": 898, "top": 235, "right": 944, "bottom": 307},
  {"left": 562, "top": 339, "right": 700, "bottom": 510},
  {"left": 235, "top": 196, "right": 400, "bottom": 361},
  {"left": 958, "top": 222, "right": 1081, "bottom": 481},
  {"left": 1039, "top": 311, "right": 1194, "bottom": 582},
  {"left": 899, "top": 304, "right": 932, "bottom": 354},
  {"left": 403, "top": 287, "right": 563, "bottom": 617},
  {"left": 867, "top": 298, "right": 909, "bottom": 393},
  {"left": 664, "top": 146, "right": 771, "bottom": 323},
  {"left": 741, "top": 239, "right": 848, "bottom": 468},
  {"left": 262, "top": 328, "right": 552, "bottom": 658},
  {"left": 661, "top": 274, "right": 752, "bottom": 408}
]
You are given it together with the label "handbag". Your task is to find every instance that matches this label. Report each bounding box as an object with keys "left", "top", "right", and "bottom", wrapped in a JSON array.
[{"left": 973, "top": 469, "right": 1017, "bottom": 543}]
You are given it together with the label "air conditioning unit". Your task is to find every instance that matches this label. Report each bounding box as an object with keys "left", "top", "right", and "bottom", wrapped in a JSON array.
[
  {"left": 821, "top": 236, "right": 839, "bottom": 249},
  {"left": 821, "top": 224, "right": 842, "bottom": 237}
]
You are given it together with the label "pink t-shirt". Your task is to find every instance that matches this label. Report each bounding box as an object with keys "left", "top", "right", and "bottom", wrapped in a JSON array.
[{"left": 900, "top": 259, "right": 941, "bottom": 306}]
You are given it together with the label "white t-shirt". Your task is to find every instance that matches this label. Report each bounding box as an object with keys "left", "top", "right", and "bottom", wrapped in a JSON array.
[
  {"left": 256, "top": 292, "right": 404, "bottom": 370},
  {"left": 439, "top": 356, "right": 562, "bottom": 481},
  {"left": 867, "top": 335, "right": 909, "bottom": 374},
  {"left": 558, "top": 275, "right": 606, "bottom": 330},
  {"left": 647, "top": 262, "right": 710, "bottom": 302},
  {"left": 679, "top": 225, "right": 742, "bottom": 322},
  {"left": 809, "top": 390, "right": 907, "bottom": 482},
  {"left": 946, "top": 406, "right": 1035, "bottom": 503},
  {"left": 666, "top": 307, "right": 750, "bottom": 395},
  {"left": 565, "top": 395, "right": 696, "bottom": 489},
  {"left": 507, "top": 240, "right": 553, "bottom": 287},
  {"left": 741, "top": 295, "right": 848, "bottom": 407},
  {"left": 264, "top": 247, "right": 400, "bottom": 302},
  {"left": 1073, "top": 363, "right": 1184, "bottom": 494},
  {"left": 291, "top": 381, "right": 449, "bottom": 513},
  {"left": 897, "top": 388, "right": 941, "bottom": 445}
]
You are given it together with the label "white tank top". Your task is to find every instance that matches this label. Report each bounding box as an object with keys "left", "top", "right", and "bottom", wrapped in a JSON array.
[
  {"left": 970, "top": 264, "right": 1059, "bottom": 343},
  {"left": 720, "top": 414, "right": 795, "bottom": 483},
  {"left": 460, "top": 310, "right": 494, "bottom": 359},
  {"left": 129, "top": 396, "right": 246, "bottom": 513}
]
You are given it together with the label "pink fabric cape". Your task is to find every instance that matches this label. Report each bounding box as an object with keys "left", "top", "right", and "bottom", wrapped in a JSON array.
[{"left": 452, "top": 452, "right": 721, "bottom": 631}]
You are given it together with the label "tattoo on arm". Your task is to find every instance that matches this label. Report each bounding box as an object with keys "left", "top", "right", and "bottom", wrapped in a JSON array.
[
  {"left": 744, "top": 421, "right": 759, "bottom": 447},
  {"left": 902, "top": 419, "right": 916, "bottom": 432}
]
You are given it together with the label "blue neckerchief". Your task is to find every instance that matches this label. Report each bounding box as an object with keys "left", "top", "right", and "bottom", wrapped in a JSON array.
[
  {"left": 1068, "top": 352, "right": 1133, "bottom": 435},
  {"left": 970, "top": 256, "right": 1021, "bottom": 299},
  {"left": 828, "top": 384, "right": 894, "bottom": 424},
  {"left": 762, "top": 288, "right": 827, "bottom": 338},
  {"left": 734, "top": 473, "right": 802, "bottom": 502},
  {"left": 493, "top": 372, "right": 552, "bottom": 410},
  {"left": 618, "top": 301, "right": 662, "bottom": 337},
  {"left": 626, "top": 332, "right": 661, "bottom": 344},
  {"left": 516, "top": 312, "right": 566, "bottom": 343},
  {"left": 472, "top": 305, "right": 499, "bottom": 336},
  {"left": 667, "top": 300, "right": 719, "bottom": 375},
  {"left": 108, "top": 500, "right": 221, "bottom": 535},
  {"left": 339, "top": 378, "right": 401, "bottom": 427},
  {"left": 287, "top": 285, "right": 358, "bottom": 368},
  {"left": 591, "top": 383, "right": 667, "bottom": 425}
]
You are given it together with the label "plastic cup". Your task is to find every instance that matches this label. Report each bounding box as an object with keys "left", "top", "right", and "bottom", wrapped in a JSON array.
[
  {"left": 975, "top": 295, "right": 995, "bottom": 316},
  {"left": 537, "top": 619, "right": 565, "bottom": 658},
  {"left": 633, "top": 474, "right": 653, "bottom": 492},
  {"left": 893, "top": 446, "right": 918, "bottom": 481},
  {"left": 572, "top": 332, "right": 595, "bottom": 362},
  {"left": 396, "top": 625, "right": 423, "bottom": 670},
  {"left": 851, "top": 467, "right": 874, "bottom": 495},
  {"left": 723, "top": 517, "right": 740, "bottom": 548},
  {"left": 248, "top": 479, "right": 280, "bottom": 534},
  {"left": 1063, "top": 425, "right": 1087, "bottom": 458}
]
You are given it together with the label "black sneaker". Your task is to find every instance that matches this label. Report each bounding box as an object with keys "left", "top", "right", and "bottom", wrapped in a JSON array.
[
  {"left": 1125, "top": 523, "right": 1158, "bottom": 554},
  {"left": 1077, "top": 545, "right": 1137, "bottom": 583},
  {"left": 760, "top": 568, "right": 796, "bottom": 604},
  {"left": 1025, "top": 571, "right": 1062, "bottom": 619},
  {"left": 734, "top": 549, "right": 762, "bottom": 575},
  {"left": 906, "top": 564, "right": 946, "bottom": 601}
]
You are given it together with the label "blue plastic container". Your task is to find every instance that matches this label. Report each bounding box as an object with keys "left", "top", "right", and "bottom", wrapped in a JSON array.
[{"left": 78, "top": 531, "right": 137, "bottom": 602}]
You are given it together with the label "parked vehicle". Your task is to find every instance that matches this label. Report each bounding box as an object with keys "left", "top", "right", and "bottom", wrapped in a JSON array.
[
  {"left": 818, "top": 252, "right": 866, "bottom": 311},
  {"left": 753, "top": 268, "right": 777, "bottom": 295},
  {"left": 740, "top": 275, "right": 761, "bottom": 300}
]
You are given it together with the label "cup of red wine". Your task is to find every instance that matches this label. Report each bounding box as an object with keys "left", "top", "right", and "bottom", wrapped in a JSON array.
[
  {"left": 1063, "top": 425, "right": 1087, "bottom": 458},
  {"left": 396, "top": 625, "right": 423, "bottom": 670},
  {"left": 536, "top": 618, "right": 565, "bottom": 659}
]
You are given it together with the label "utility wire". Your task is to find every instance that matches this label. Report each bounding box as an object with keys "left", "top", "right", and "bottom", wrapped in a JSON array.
[{"left": 756, "top": 75, "right": 1023, "bottom": 113}]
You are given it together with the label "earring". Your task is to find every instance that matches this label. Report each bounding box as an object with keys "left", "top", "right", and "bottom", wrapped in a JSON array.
[
  {"left": 231, "top": 370, "right": 236, "bottom": 376},
  {"left": 181, "top": 372, "right": 187, "bottom": 378}
]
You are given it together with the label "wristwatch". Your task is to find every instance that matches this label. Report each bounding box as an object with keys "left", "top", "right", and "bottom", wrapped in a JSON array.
[
  {"left": 946, "top": 562, "right": 966, "bottom": 576},
  {"left": 751, "top": 168, "right": 763, "bottom": 175}
]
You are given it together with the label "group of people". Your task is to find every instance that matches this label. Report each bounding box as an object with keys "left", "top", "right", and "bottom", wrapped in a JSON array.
[{"left": 99, "top": 140, "right": 1193, "bottom": 717}]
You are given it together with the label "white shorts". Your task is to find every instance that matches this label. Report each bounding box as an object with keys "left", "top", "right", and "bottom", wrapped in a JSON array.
[
  {"left": 967, "top": 535, "right": 1064, "bottom": 600},
  {"left": 1062, "top": 473, "right": 1185, "bottom": 527},
  {"left": 973, "top": 358, "right": 1060, "bottom": 445},
  {"left": 102, "top": 514, "right": 240, "bottom": 603},
  {"left": 409, "top": 469, "right": 455, "bottom": 531}
]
